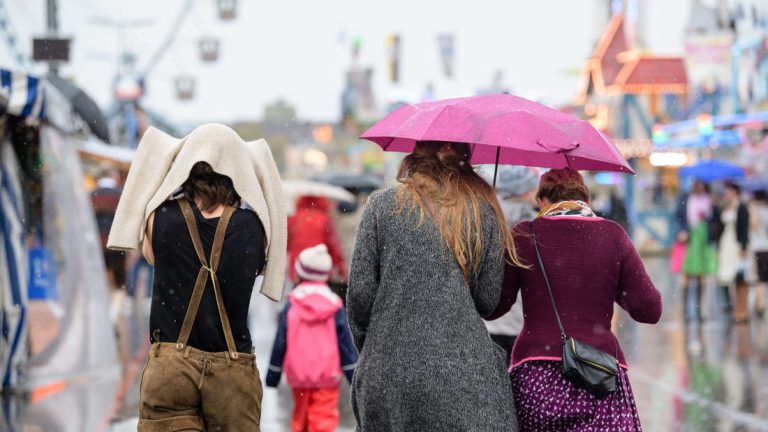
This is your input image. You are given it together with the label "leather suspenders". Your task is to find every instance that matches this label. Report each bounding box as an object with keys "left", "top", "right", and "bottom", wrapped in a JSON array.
[{"left": 176, "top": 198, "right": 240, "bottom": 360}]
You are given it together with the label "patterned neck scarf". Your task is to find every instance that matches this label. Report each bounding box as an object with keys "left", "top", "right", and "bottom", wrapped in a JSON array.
[{"left": 537, "top": 200, "right": 596, "bottom": 218}]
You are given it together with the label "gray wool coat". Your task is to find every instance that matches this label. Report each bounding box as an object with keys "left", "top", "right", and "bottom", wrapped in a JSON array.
[{"left": 347, "top": 187, "right": 518, "bottom": 432}]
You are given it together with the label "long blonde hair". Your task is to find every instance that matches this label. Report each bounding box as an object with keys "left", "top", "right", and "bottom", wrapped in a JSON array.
[{"left": 395, "top": 142, "right": 526, "bottom": 275}]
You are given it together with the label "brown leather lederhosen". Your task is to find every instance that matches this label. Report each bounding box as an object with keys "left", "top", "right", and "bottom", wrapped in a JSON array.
[{"left": 138, "top": 199, "right": 263, "bottom": 432}]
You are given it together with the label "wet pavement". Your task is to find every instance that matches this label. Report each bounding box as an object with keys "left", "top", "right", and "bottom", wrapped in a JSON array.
[
  {"left": 3, "top": 257, "right": 768, "bottom": 431},
  {"left": 625, "top": 258, "right": 768, "bottom": 432}
]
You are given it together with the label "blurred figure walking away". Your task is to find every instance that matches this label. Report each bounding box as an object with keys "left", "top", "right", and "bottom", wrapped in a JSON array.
[
  {"left": 347, "top": 142, "right": 521, "bottom": 431},
  {"left": 91, "top": 168, "right": 130, "bottom": 367},
  {"left": 676, "top": 181, "right": 718, "bottom": 321},
  {"left": 484, "top": 166, "right": 538, "bottom": 366},
  {"left": 266, "top": 244, "right": 358, "bottom": 432},
  {"left": 608, "top": 188, "right": 631, "bottom": 233},
  {"left": 288, "top": 196, "right": 348, "bottom": 286},
  {"left": 750, "top": 190, "right": 768, "bottom": 317},
  {"left": 716, "top": 182, "right": 750, "bottom": 322},
  {"left": 92, "top": 168, "right": 126, "bottom": 291},
  {"left": 490, "top": 168, "right": 661, "bottom": 431}
]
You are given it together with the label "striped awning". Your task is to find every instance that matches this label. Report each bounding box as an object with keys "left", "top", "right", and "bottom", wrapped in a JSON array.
[
  {"left": 0, "top": 139, "right": 28, "bottom": 389},
  {"left": 0, "top": 69, "right": 45, "bottom": 119}
]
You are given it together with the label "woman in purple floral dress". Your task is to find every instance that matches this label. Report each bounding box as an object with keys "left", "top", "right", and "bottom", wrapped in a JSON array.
[{"left": 488, "top": 168, "right": 662, "bottom": 431}]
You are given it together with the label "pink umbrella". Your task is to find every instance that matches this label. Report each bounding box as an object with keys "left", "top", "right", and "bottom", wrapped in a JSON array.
[{"left": 361, "top": 94, "right": 634, "bottom": 177}]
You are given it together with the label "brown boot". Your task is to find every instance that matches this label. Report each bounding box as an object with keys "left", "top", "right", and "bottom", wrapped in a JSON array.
[
  {"left": 733, "top": 284, "right": 750, "bottom": 323},
  {"left": 756, "top": 284, "right": 766, "bottom": 318}
]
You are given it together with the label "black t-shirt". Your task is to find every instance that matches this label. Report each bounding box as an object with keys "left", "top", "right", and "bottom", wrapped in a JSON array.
[{"left": 149, "top": 199, "right": 266, "bottom": 353}]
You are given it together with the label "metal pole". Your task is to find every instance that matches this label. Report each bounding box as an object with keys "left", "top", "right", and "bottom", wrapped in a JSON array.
[
  {"left": 492, "top": 147, "right": 500, "bottom": 188},
  {"left": 46, "top": 0, "right": 59, "bottom": 75},
  {"left": 141, "top": 0, "right": 194, "bottom": 78}
]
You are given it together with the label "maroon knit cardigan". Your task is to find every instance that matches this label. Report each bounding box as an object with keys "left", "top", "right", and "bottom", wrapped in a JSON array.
[{"left": 488, "top": 217, "right": 662, "bottom": 368}]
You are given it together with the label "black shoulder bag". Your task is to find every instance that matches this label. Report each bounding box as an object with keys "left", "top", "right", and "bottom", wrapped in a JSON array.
[{"left": 530, "top": 222, "right": 618, "bottom": 398}]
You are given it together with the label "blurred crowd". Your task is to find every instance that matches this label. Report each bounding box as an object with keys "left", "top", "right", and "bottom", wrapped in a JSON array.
[{"left": 673, "top": 180, "right": 768, "bottom": 323}]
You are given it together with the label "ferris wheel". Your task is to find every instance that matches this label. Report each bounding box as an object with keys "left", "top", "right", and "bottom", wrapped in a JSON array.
[{"left": 105, "top": 0, "right": 239, "bottom": 146}]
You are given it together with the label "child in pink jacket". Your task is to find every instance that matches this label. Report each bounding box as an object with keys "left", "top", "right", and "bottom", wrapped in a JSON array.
[{"left": 267, "top": 244, "right": 358, "bottom": 432}]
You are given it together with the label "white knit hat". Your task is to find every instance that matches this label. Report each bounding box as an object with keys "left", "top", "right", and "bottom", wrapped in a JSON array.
[{"left": 295, "top": 244, "right": 333, "bottom": 282}]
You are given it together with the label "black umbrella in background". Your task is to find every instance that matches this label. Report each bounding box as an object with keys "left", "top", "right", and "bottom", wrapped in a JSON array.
[
  {"left": 311, "top": 172, "right": 383, "bottom": 194},
  {"left": 311, "top": 172, "right": 384, "bottom": 214},
  {"left": 47, "top": 75, "right": 110, "bottom": 143}
]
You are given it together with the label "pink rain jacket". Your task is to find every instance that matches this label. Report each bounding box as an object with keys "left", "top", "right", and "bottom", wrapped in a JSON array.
[{"left": 284, "top": 283, "right": 344, "bottom": 389}]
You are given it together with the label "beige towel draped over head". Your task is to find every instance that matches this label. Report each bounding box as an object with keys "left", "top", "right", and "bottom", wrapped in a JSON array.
[{"left": 107, "top": 123, "right": 287, "bottom": 301}]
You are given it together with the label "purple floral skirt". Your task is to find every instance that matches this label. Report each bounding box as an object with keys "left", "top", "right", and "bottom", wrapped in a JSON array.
[{"left": 510, "top": 360, "right": 642, "bottom": 431}]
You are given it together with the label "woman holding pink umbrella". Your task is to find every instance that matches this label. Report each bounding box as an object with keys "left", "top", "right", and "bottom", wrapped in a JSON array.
[
  {"left": 347, "top": 141, "right": 523, "bottom": 431},
  {"left": 353, "top": 94, "right": 640, "bottom": 431}
]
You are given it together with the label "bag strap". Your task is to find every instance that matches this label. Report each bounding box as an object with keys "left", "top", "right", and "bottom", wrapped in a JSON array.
[
  {"left": 531, "top": 221, "right": 620, "bottom": 360},
  {"left": 530, "top": 222, "right": 567, "bottom": 341},
  {"left": 411, "top": 184, "right": 471, "bottom": 287},
  {"left": 177, "top": 198, "right": 240, "bottom": 359}
]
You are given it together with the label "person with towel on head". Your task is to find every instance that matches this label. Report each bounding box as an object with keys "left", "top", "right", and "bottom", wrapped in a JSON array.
[
  {"left": 108, "top": 124, "right": 287, "bottom": 431},
  {"left": 266, "top": 244, "right": 358, "bottom": 432}
]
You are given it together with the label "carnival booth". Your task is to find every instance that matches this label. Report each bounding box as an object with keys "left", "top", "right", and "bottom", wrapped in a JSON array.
[
  {"left": 0, "top": 70, "right": 45, "bottom": 392},
  {"left": 0, "top": 69, "right": 119, "bottom": 431}
]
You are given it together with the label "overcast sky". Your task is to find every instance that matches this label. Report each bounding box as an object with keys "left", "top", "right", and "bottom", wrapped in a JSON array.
[{"left": 1, "top": 0, "right": 690, "bottom": 124}]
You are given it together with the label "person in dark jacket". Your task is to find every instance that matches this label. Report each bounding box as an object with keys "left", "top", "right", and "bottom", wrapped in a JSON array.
[
  {"left": 750, "top": 190, "right": 768, "bottom": 316},
  {"left": 491, "top": 168, "right": 661, "bottom": 431},
  {"left": 139, "top": 161, "right": 267, "bottom": 430},
  {"left": 716, "top": 182, "right": 751, "bottom": 322},
  {"left": 608, "top": 188, "right": 631, "bottom": 233}
]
